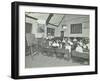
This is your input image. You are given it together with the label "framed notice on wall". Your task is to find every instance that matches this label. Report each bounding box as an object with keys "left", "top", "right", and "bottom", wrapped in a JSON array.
[{"left": 11, "top": 1, "right": 98, "bottom": 79}]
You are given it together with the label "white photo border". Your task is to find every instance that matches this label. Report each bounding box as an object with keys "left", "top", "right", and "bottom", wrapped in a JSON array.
[{"left": 18, "top": 5, "right": 96, "bottom": 76}]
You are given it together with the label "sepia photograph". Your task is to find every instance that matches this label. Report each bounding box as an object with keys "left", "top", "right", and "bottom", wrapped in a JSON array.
[{"left": 25, "top": 12, "right": 90, "bottom": 68}]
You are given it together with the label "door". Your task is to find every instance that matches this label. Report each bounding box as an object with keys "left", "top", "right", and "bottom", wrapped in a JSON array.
[{"left": 61, "top": 31, "right": 64, "bottom": 38}]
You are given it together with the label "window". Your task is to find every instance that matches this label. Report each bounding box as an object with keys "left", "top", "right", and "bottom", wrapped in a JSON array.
[
  {"left": 47, "top": 28, "right": 55, "bottom": 36},
  {"left": 71, "top": 23, "right": 82, "bottom": 34}
]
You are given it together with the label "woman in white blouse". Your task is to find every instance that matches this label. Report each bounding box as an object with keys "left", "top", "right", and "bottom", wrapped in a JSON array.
[{"left": 76, "top": 44, "right": 83, "bottom": 53}]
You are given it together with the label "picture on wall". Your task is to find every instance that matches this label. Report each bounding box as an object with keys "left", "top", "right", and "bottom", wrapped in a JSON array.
[
  {"left": 11, "top": 1, "right": 98, "bottom": 79},
  {"left": 37, "top": 24, "right": 45, "bottom": 33}
]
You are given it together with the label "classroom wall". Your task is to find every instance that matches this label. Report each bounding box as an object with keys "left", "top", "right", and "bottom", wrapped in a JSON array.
[
  {"left": 26, "top": 15, "right": 89, "bottom": 38},
  {"left": 55, "top": 16, "right": 89, "bottom": 37},
  {"left": 25, "top": 17, "right": 46, "bottom": 38},
  {"left": 25, "top": 17, "right": 38, "bottom": 35}
]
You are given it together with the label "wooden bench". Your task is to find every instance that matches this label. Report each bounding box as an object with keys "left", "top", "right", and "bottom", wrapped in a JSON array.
[
  {"left": 72, "top": 50, "right": 89, "bottom": 59},
  {"left": 42, "top": 47, "right": 69, "bottom": 59},
  {"left": 71, "top": 50, "right": 89, "bottom": 64}
]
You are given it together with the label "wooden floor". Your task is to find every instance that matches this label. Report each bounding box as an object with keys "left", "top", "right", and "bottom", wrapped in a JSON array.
[{"left": 25, "top": 53, "right": 87, "bottom": 68}]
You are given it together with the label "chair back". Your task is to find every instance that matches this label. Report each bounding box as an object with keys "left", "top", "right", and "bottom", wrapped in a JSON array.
[{"left": 26, "top": 33, "right": 37, "bottom": 47}]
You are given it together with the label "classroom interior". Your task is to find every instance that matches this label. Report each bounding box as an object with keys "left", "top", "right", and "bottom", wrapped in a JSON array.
[{"left": 25, "top": 12, "right": 90, "bottom": 68}]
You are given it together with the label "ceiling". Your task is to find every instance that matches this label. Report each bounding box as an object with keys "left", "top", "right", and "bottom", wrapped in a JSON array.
[{"left": 25, "top": 12, "right": 89, "bottom": 27}]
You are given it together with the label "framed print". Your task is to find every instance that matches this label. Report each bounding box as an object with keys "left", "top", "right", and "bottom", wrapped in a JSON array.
[{"left": 11, "top": 1, "right": 98, "bottom": 79}]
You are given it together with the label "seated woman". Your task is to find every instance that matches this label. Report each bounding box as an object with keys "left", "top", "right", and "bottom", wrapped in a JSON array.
[
  {"left": 76, "top": 44, "right": 83, "bottom": 53},
  {"left": 56, "top": 40, "right": 60, "bottom": 48},
  {"left": 83, "top": 43, "right": 87, "bottom": 49},
  {"left": 78, "top": 40, "right": 83, "bottom": 47},
  {"left": 68, "top": 38, "right": 73, "bottom": 46},
  {"left": 48, "top": 40, "right": 53, "bottom": 47},
  {"left": 73, "top": 38, "right": 77, "bottom": 42},
  {"left": 52, "top": 41, "right": 57, "bottom": 48},
  {"left": 86, "top": 43, "right": 90, "bottom": 51},
  {"left": 82, "top": 43, "right": 89, "bottom": 52},
  {"left": 59, "top": 41, "right": 62, "bottom": 48}
]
